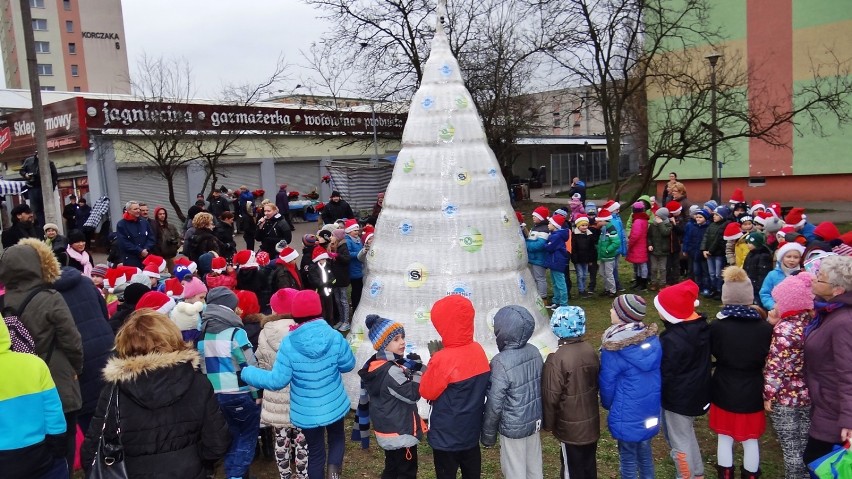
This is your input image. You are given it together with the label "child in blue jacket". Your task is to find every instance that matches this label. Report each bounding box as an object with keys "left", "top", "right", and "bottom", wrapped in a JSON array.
[
  {"left": 683, "top": 210, "right": 710, "bottom": 295},
  {"left": 526, "top": 206, "right": 551, "bottom": 302},
  {"left": 600, "top": 294, "right": 661, "bottom": 479},
  {"left": 545, "top": 215, "right": 570, "bottom": 308}
]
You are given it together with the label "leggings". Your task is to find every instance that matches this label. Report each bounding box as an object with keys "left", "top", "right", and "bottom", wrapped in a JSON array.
[
  {"left": 274, "top": 426, "right": 309, "bottom": 479},
  {"left": 717, "top": 434, "right": 760, "bottom": 472}
]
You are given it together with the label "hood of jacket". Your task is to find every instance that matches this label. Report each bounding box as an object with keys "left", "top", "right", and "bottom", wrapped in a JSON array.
[
  {"left": 200, "top": 304, "right": 243, "bottom": 334},
  {"left": 0, "top": 238, "right": 61, "bottom": 300},
  {"left": 261, "top": 315, "right": 296, "bottom": 354},
  {"left": 431, "top": 296, "right": 475, "bottom": 348},
  {"left": 102, "top": 349, "right": 200, "bottom": 409},
  {"left": 493, "top": 305, "right": 534, "bottom": 352},
  {"left": 289, "top": 320, "right": 337, "bottom": 359},
  {"left": 53, "top": 265, "right": 83, "bottom": 292},
  {"left": 602, "top": 323, "right": 661, "bottom": 372}
]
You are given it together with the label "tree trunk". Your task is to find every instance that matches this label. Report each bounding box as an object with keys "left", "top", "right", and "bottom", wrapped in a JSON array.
[{"left": 166, "top": 175, "right": 186, "bottom": 223}]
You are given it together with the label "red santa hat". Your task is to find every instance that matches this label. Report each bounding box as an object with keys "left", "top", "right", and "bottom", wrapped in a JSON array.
[
  {"left": 255, "top": 251, "right": 271, "bottom": 267},
  {"left": 312, "top": 247, "right": 330, "bottom": 263},
  {"left": 173, "top": 256, "right": 198, "bottom": 273},
  {"left": 840, "top": 231, "right": 852, "bottom": 247},
  {"left": 279, "top": 246, "right": 299, "bottom": 263},
  {"left": 777, "top": 225, "right": 796, "bottom": 242},
  {"left": 104, "top": 266, "right": 139, "bottom": 292},
  {"left": 729, "top": 188, "right": 745, "bottom": 204},
  {"left": 210, "top": 256, "right": 227, "bottom": 274},
  {"left": 344, "top": 219, "right": 360, "bottom": 233},
  {"left": 532, "top": 206, "right": 550, "bottom": 222},
  {"left": 776, "top": 241, "right": 805, "bottom": 261},
  {"left": 813, "top": 222, "right": 841, "bottom": 242},
  {"left": 749, "top": 200, "right": 766, "bottom": 214},
  {"left": 143, "top": 263, "right": 161, "bottom": 279},
  {"left": 602, "top": 200, "right": 621, "bottom": 212},
  {"left": 233, "top": 249, "right": 258, "bottom": 269},
  {"left": 768, "top": 202, "right": 782, "bottom": 218},
  {"left": 654, "top": 280, "right": 701, "bottom": 324},
  {"left": 363, "top": 232, "right": 374, "bottom": 244},
  {"left": 362, "top": 224, "right": 375, "bottom": 237},
  {"left": 162, "top": 277, "right": 184, "bottom": 298},
  {"left": 134, "top": 291, "right": 176, "bottom": 315},
  {"left": 596, "top": 209, "right": 613, "bottom": 222},
  {"left": 754, "top": 211, "right": 772, "bottom": 226},
  {"left": 723, "top": 222, "right": 743, "bottom": 241},
  {"left": 574, "top": 214, "right": 590, "bottom": 226},
  {"left": 548, "top": 215, "right": 566, "bottom": 229},
  {"left": 142, "top": 254, "right": 167, "bottom": 273},
  {"left": 515, "top": 211, "right": 525, "bottom": 227},
  {"left": 784, "top": 208, "right": 807, "bottom": 228},
  {"left": 665, "top": 201, "right": 682, "bottom": 215}
]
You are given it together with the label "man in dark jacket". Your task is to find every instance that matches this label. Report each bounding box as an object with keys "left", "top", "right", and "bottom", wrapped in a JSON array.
[
  {"left": 62, "top": 195, "right": 79, "bottom": 233},
  {"left": 2, "top": 203, "right": 41, "bottom": 248},
  {"left": 207, "top": 189, "right": 231, "bottom": 219},
  {"left": 116, "top": 200, "right": 157, "bottom": 268},
  {"left": 274, "top": 184, "right": 294, "bottom": 229},
  {"left": 320, "top": 190, "right": 355, "bottom": 225}
]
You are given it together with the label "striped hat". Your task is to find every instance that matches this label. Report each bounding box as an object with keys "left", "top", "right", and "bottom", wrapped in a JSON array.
[
  {"left": 366, "top": 314, "right": 405, "bottom": 351},
  {"left": 612, "top": 294, "right": 646, "bottom": 323}
]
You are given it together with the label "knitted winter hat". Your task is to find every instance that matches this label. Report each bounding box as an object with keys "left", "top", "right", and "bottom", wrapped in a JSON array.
[
  {"left": 632, "top": 201, "right": 645, "bottom": 213},
  {"left": 91, "top": 264, "right": 108, "bottom": 278},
  {"left": 553, "top": 208, "right": 569, "bottom": 219},
  {"left": 596, "top": 209, "right": 613, "bottom": 222},
  {"left": 548, "top": 215, "right": 566, "bottom": 229},
  {"left": 655, "top": 207, "right": 670, "bottom": 222},
  {"left": 172, "top": 265, "right": 193, "bottom": 283},
  {"left": 688, "top": 205, "right": 700, "bottom": 216},
  {"left": 746, "top": 231, "right": 766, "bottom": 249},
  {"left": 169, "top": 301, "right": 204, "bottom": 331},
  {"left": 612, "top": 294, "right": 646, "bottom": 323},
  {"left": 312, "top": 247, "right": 330, "bottom": 262},
  {"left": 279, "top": 246, "right": 299, "bottom": 263},
  {"left": 714, "top": 205, "right": 731, "bottom": 220},
  {"left": 654, "top": 280, "right": 700, "bottom": 324},
  {"left": 721, "top": 267, "right": 754, "bottom": 306},
  {"left": 291, "top": 289, "right": 323, "bottom": 322},
  {"left": 43, "top": 222, "right": 59, "bottom": 233},
  {"left": 255, "top": 251, "right": 271, "bottom": 267},
  {"left": 135, "top": 291, "right": 177, "bottom": 315},
  {"left": 772, "top": 273, "right": 815, "bottom": 315},
  {"left": 738, "top": 214, "right": 754, "bottom": 225},
  {"left": 814, "top": 222, "right": 841, "bottom": 242},
  {"left": 122, "top": 283, "right": 150, "bottom": 305},
  {"left": 269, "top": 288, "right": 299, "bottom": 315},
  {"left": 550, "top": 306, "right": 586, "bottom": 339},
  {"left": 302, "top": 234, "right": 318, "bottom": 247},
  {"left": 571, "top": 193, "right": 582, "bottom": 200},
  {"left": 574, "top": 214, "right": 590, "bottom": 226},
  {"left": 235, "top": 290, "right": 260, "bottom": 318},
  {"left": 332, "top": 229, "right": 346, "bottom": 242},
  {"left": 366, "top": 314, "right": 405, "bottom": 351},
  {"left": 723, "top": 223, "right": 743, "bottom": 241},
  {"left": 784, "top": 208, "right": 807, "bottom": 228},
  {"left": 729, "top": 188, "right": 745, "bottom": 204},
  {"left": 206, "top": 286, "right": 238, "bottom": 311},
  {"left": 210, "top": 256, "right": 227, "bottom": 273},
  {"left": 68, "top": 229, "right": 86, "bottom": 244},
  {"left": 665, "top": 201, "right": 682, "bottom": 215},
  {"left": 776, "top": 242, "right": 805, "bottom": 262},
  {"left": 181, "top": 277, "right": 207, "bottom": 300},
  {"left": 316, "top": 230, "right": 332, "bottom": 244},
  {"left": 764, "top": 216, "right": 785, "bottom": 236},
  {"left": 344, "top": 219, "right": 360, "bottom": 233},
  {"left": 703, "top": 200, "right": 718, "bottom": 212},
  {"left": 532, "top": 206, "right": 550, "bottom": 222}
]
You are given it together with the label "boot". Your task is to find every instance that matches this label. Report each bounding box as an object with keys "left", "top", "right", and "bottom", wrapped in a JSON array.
[
  {"left": 327, "top": 464, "right": 341, "bottom": 479},
  {"left": 715, "top": 464, "right": 735, "bottom": 479},
  {"left": 740, "top": 466, "right": 761, "bottom": 479},
  {"left": 637, "top": 277, "right": 648, "bottom": 292}
]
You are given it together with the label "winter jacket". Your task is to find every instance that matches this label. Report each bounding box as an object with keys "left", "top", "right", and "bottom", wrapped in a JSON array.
[
  {"left": 743, "top": 246, "right": 774, "bottom": 307},
  {"left": 345, "top": 235, "right": 364, "bottom": 280},
  {"left": 75, "top": 204, "right": 92, "bottom": 230},
  {"left": 273, "top": 262, "right": 302, "bottom": 291},
  {"left": 571, "top": 228, "right": 597, "bottom": 264},
  {"left": 240, "top": 319, "right": 355, "bottom": 429},
  {"left": 54, "top": 267, "right": 114, "bottom": 417},
  {"left": 256, "top": 213, "right": 293, "bottom": 257},
  {"left": 116, "top": 215, "right": 156, "bottom": 268},
  {"left": 1, "top": 220, "right": 41, "bottom": 248},
  {"left": 275, "top": 188, "right": 290, "bottom": 215},
  {"left": 759, "top": 261, "right": 800, "bottom": 312},
  {"left": 801, "top": 222, "right": 817, "bottom": 243},
  {"left": 152, "top": 208, "right": 181, "bottom": 259},
  {"left": 420, "top": 296, "right": 490, "bottom": 451},
  {"left": 542, "top": 338, "right": 600, "bottom": 445},
  {"left": 213, "top": 221, "right": 236, "bottom": 259},
  {"left": 300, "top": 245, "right": 315, "bottom": 287},
  {"left": 526, "top": 223, "right": 550, "bottom": 267},
  {"left": 309, "top": 261, "right": 335, "bottom": 298},
  {"left": 256, "top": 315, "right": 297, "bottom": 429},
  {"left": 803, "top": 293, "right": 852, "bottom": 443},
  {"left": 0, "top": 320, "right": 66, "bottom": 479},
  {"left": 647, "top": 219, "right": 674, "bottom": 256},
  {"left": 108, "top": 302, "right": 137, "bottom": 335},
  {"left": 481, "top": 306, "right": 543, "bottom": 446},
  {"left": 189, "top": 228, "right": 223, "bottom": 261},
  {"left": 359, "top": 352, "right": 426, "bottom": 450},
  {"left": 710, "top": 306, "right": 772, "bottom": 413},
  {"left": 660, "top": 315, "right": 711, "bottom": 416},
  {"left": 329, "top": 241, "right": 351, "bottom": 288},
  {"left": 208, "top": 196, "right": 231, "bottom": 220},
  {"left": 80, "top": 350, "right": 231, "bottom": 479},
  {"left": 197, "top": 305, "right": 258, "bottom": 395},
  {"left": 544, "top": 228, "right": 569, "bottom": 272},
  {"left": 764, "top": 310, "right": 812, "bottom": 407},
  {"left": 600, "top": 323, "right": 662, "bottom": 442},
  {"left": 611, "top": 214, "right": 628, "bottom": 257},
  {"left": 734, "top": 236, "right": 750, "bottom": 267},
  {"left": 0, "top": 238, "right": 83, "bottom": 412},
  {"left": 320, "top": 199, "right": 355, "bottom": 225},
  {"left": 597, "top": 223, "right": 621, "bottom": 261},
  {"left": 626, "top": 213, "right": 649, "bottom": 264},
  {"left": 682, "top": 215, "right": 709, "bottom": 256},
  {"left": 700, "top": 219, "right": 728, "bottom": 257}
]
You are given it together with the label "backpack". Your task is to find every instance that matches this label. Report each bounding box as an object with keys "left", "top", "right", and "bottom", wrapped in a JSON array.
[{"left": 2, "top": 286, "right": 50, "bottom": 355}]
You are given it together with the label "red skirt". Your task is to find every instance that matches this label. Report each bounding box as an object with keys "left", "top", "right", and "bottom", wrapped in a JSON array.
[{"left": 708, "top": 404, "right": 766, "bottom": 441}]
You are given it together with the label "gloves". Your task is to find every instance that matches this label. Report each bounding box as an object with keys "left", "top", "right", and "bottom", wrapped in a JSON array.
[
  {"left": 403, "top": 353, "right": 423, "bottom": 372},
  {"left": 427, "top": 340, "right": 444, "bottom": 356}
]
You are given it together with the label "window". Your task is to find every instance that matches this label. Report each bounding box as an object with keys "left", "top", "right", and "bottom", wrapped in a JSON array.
[
  {"left": 73, "top": 86, "right": 81, "bottom": 92},
  {"left": 32, "top": 18, "right": 47, "bottom": 30},
  {"left": 63, "top": 0, "right": 71, "bottom": 11},
  {"left": 70, "top": 64, "right": 78, "bottom": 76},
  {"left": 552, "top": 112, "right": 561, "bottom": 128},
  {"left": 34, "top": 41, "right": 49, "bottom": 53},
  {"left": 65, "top": 20, "right": 73, "bottom": 33},
  {"left": 40, "top": 86, "right": 55, "bottom": 91},
  {"left": 36, "top": 63, "right": 52, "bottom": 75},
  {"left": 68, "top": 42, "right": 76, "bottom": 54},
  {"left": 30, "top": 0, "right": 45, "bottom": 8}
]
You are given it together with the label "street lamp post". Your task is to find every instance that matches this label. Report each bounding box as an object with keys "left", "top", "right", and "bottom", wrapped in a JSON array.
[
  {"left": 706, "top": 52, "right": 722, "bottom": 202},
  {"left": 369, "top": 101, "right": 380, "bottom": 168}
]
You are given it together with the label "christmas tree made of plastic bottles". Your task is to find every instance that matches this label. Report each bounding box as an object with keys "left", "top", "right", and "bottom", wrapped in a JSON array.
[{"left": 344, "top": 0, "right": 557, "bottom": 413}]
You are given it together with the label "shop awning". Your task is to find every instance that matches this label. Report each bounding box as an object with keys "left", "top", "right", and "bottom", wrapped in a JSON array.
[{"left": 0, "top": 180, "right": 26, "bottom": 195}]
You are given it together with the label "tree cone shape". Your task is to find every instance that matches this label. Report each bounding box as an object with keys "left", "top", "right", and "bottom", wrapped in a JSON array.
[{"left": 343, "top": 0, "right": 557, "bottom": 418}]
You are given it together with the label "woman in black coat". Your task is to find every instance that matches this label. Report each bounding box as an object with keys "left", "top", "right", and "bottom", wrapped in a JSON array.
[
  {"left": 54, "top": 266, "right": 114, "bottom": 433},
  {"left": 189, "top": 212, "right": 224, "bottom": 260},
  {"left": 255, "top": 203, "right": 293, "bottom": 256},
  {"left": 81, "top": 309, "right": 230, "bottom": 479}
]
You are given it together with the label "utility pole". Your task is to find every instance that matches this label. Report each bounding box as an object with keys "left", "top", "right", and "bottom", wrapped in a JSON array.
[
  {"left": 18, "top": 0, "right": 60, "bottom": 228},
  {"left": 706, "top": 52, "right": 722, "bottom": 203}
]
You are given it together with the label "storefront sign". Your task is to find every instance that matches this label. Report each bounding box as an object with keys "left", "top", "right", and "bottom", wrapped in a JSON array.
[{"left": 0, "top": 98, "right": 87, "bottom": 162}]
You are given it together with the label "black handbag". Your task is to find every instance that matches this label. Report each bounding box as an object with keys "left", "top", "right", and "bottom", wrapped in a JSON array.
[{"left": 87, "top": 385, "right": 128, "bottom": 479}]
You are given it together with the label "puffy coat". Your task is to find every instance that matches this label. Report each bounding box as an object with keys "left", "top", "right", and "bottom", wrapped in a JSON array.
[
  {"left": 345, "top": 235, "right": 364, "bottom": 280},
  {"left": 542, "top": 338, "right": 600, "bottom": 445},
  {"left": 682, "top": 215, "right": 709, "bottom": 256},
  {"left": 700, "top": 218, "right": 728, "bottom": 256},
  {"left": 420, "top": 296, "right": 490, "bottom": 451},
  {"left": 53, "top": 267, "right": 114, "bottom": 417},
  {"left": 571, "top": 228, "right": 597, "bottom": 264},
  {"left": 80, "top": 350, "right": 231, "bottom": 479},
  {"left": 481, "top": 306, "right": 543, "bottom": 446},
  {"left": 611, "top": 214, "right": 628, "bottom": 256},
  {"left": 626, "top": 213, "right": 649, "bottom": 264},
  {"left": 256, "top": 315, "right": 297, "bottom": 428},
  {"left": 0, "top": 238, "right": 82, "bottom": 412},
  {"left": 545, "top": 228, "right": 569, "bottom": 272},
  {"left": 526, "top": 223, "right": 550, "bottom": 267},
  {"left": 659, "top": 315, "right": 712, "bottom": 416},
  {"left": 710, "top": 306, "right": 772, "bottom": 413},
  {"left": 329, "top": 240, "right": 351, "bottom": 288},
  {"left": 256, "top": 213, "right": 292, "bottom": 256},
  {"left": 240, "top": 319, "right": 355, "bottom": 429},
  {"left": 804, "top": 293, "right": 852, "bottom": 443},
  {"left": 648, "top": 219, "right": 674, "bottom": 256},
  {"left": 320, "top": 199, "right": 355, "bottom": 225},
  {"left": 358, "top": 353, "right": 426, "bottom": 450},
  {"left": 764, "top": 310, "right": 812, "bottom": 408},
  {"left": 759, "top": 260, "right": 798, "bottom": 312},
  {"left": 600, "top": 323, "right": 662, "bottom": 442},
  {"left": 116, "top": 215, "right": 156, "bottom": 268},
  {"left": 597, "top": 223, "right": 621, "bottom": 261},
  {"left": 743, "top": 246, "right": 774, "bottom": 307}
]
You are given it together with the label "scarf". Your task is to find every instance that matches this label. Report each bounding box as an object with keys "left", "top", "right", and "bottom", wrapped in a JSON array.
[
  {"left": 781, "top": 264, "right": 800, "bottom": 276},
  {"left": 716, "top": 304, "right": 763, "bottom": 320},
  {"left": 65, "top": 245, "right": 92, "bottom": 277},
  {"left": 805, "top": 299, "right": 846, "bottom": 337},
  {"left": 602, "top": 321, "right": 645, "bottom": 343},
  {"left": 122, "top": 211, "right": 137, "bottom": 221}
]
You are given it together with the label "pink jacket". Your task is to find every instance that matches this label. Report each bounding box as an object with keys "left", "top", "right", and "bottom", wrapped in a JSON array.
[{"left": 626, "top": 213, "right": 649, "bottom": 264}]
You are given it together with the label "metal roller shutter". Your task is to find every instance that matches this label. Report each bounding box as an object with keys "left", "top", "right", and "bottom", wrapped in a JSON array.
[
  {"left": 328, "top": 164, "right": 394, "bottom": 212},
  {"left": 275, "top": 160, "right": 321, "bottom": 199},
  {"left": 216, "top": 164, "right": 262, "bottom": 192},
  {"left": 117, "top": 167, "right": 190, "bottom": 223}
]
